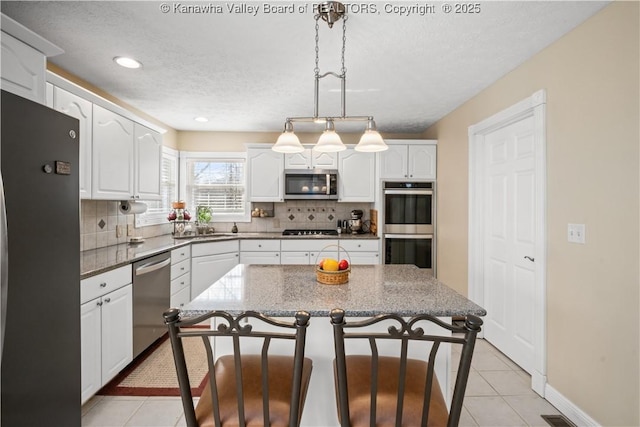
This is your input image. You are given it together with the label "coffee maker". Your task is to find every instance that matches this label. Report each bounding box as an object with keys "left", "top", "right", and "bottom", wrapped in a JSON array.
[{"left": 348, "top": 210, "right": 364, "bottom": 234}]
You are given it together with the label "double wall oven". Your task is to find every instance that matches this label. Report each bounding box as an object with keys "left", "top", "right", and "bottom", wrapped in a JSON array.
[{"left": 383, "top": 182, "right": 435, "bottom": 274}]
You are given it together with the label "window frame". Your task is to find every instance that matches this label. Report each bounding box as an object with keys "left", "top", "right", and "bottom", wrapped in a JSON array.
[{"left": 179, "top": 151, "right": 250, "bottom": 223}]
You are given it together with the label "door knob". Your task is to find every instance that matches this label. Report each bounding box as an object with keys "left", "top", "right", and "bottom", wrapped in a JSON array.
[{"left": 524, "top": 256, "right": 535, "bottom": 262}]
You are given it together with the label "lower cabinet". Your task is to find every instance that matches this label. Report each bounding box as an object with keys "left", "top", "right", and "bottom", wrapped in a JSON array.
[
  {"left": 191, "top": 240, "right": 240, "bottom": 299},
  {"left": 80, "top": 265, "right": 133, "bottom": 404},
  {"left": 239, "top": 239, "right": 281, "bottom": 265},
  {"left": 338, "top": 239, "right": 381, "bottom": 265},
  {"left": 170, "top": 246, "right": 191, "bottom": 309},
  {"left": 280, "top": 239, "right": 339, "bottom": 265}
]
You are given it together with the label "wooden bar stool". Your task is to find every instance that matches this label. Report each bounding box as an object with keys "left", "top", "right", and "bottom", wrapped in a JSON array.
[{"left": 164, "top": 308, "right": 313, "bottom": 427}]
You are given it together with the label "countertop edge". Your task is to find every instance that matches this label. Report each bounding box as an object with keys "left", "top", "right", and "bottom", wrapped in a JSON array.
[{"left": 81, "top": 233, "right": 380, "bottom": 279}]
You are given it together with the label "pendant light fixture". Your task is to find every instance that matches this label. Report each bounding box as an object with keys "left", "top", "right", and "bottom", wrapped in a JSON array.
[{"left": 272, "top": 1, "right": 388, "bottom": 153}]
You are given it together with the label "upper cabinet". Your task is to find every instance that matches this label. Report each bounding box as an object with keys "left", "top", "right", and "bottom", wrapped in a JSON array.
[
  {"left": 92, "top": 105, "right": 135, "bottom": 200},
  {"left": 50, "top": 85, "right": 93, "bottom": 199},
  {"left": 134, "top": 124, "right": 162, "bottom": 200},
  {"left": 379, "top": 140, "right": 437, "bottom": 180},
  {"left": 0, "top": 14, "right": 63, "bottom": 104},
  {"left": 47, "top": 72, "right": 165, "bottom": 201},
  {"left": 285, "top": 148, "right": 338, "bottom": 170},
  {"left": 247, "top": 146, "right": 284, "bottom": 202},
  {"left": 338, "top": 148, "right": 375, "bottom": 202}
]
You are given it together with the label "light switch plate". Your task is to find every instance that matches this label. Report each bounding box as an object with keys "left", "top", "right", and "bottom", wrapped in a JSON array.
[{"left": 568, "top": 223, "right": 586, "bottom": 244}]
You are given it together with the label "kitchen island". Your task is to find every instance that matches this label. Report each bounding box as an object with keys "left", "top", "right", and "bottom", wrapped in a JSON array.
[{"left": 181, "top": 264, "right": 486, "bottom": 427}]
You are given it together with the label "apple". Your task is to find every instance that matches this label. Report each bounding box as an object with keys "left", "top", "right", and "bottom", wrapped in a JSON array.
[
  {"left": 338, "top": 259, "right": 349, "bottom": 271},
  {"left": 183, "top": 211, "right": 191, "bottom": 221},
  {"left": 167, "top": 211, "right": 177, "bottom": 221},
  {"left": 318, "top": 259, "right": 325, "bottom": 269}
]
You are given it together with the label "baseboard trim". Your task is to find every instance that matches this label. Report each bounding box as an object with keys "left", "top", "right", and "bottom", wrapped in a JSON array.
[{"left": 544, "top": 384, "right": 601, "bottom": 427}]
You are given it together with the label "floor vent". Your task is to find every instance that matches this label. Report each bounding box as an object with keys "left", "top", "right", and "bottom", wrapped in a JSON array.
[{"left": 541, "top": 415, "right": 577, "bottom": 427}]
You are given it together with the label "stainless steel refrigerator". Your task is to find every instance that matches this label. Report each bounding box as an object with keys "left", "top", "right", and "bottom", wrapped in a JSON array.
[{"left": 1, "top": 90, "right": 81, "bottom": 425}]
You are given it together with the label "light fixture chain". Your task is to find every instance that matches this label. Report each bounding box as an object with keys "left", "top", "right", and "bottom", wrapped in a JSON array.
[
  {"left": 314, "top": 17, "right": 320, "bottom": 76},
  {"left": 341, "top": 15, "right": 348, "bottom": 76}
]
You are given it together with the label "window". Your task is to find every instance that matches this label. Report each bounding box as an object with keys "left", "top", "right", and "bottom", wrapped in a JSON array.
[
  {"left": 135, "top": 147, "right": 178, "bottom": 227},
  {"left": 180, "top": 152, "right": 249, "bottom": 222}
]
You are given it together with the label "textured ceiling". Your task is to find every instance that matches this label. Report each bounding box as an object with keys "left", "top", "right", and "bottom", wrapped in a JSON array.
[{"left": 2, "top": 1, "right": 609, "bottom": 133}]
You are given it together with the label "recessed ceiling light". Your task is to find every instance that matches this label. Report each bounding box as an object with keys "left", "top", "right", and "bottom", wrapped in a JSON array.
[
  {"left": 113, "top": 56, "right": 142, "bottom": 69},
  {"left": 194, "top": 117, "right": 209, "bottom": 123}
]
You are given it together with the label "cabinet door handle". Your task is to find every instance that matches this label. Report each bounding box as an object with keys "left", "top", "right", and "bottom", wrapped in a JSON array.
[
  {"left": 258, "top": 244, "right": 262, "bottom": 248},
  {"left": 97, "top": 301, "right": 103, "bottom": 307},
  {"left": 99, "top": 282, "right": 107, "bottom": 288},
  {"left": 104, "top": 297, "right": 111, "bottom": 303},
  {"left": 524, "top": 256, "right": 535, "bottom": 262}
]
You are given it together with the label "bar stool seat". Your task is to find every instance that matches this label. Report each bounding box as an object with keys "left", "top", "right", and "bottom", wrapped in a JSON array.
[
  {"left": 338, "top": 355, "right": 448, "bottom": 427},
  {"left": 197, "top": 355, "right": 313, "bottom": 427}
]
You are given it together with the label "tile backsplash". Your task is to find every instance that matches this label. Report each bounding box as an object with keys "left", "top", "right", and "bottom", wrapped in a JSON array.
[{"left": 80, "top": 199, "right": 373, "bottom": 251}]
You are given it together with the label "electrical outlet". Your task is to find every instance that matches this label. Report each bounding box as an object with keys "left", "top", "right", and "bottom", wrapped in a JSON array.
[
  {"left": 567, "top": 223, "right": 586, "bottom": 244},
  {"left": 127, "top": 224, "right": 134, "bottom": 237},
  {"left": 115, "top": 225, "right": 124, "bottom": 238}
]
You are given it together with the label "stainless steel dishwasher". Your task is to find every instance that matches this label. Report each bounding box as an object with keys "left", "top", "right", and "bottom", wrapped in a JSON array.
[{"left": 132, "top": 251, "right": 171, "bottom": 358}]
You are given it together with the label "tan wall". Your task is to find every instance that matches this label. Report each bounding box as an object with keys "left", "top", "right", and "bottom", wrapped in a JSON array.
[
  {"left": 177, "top": 130, "right": 422, "bottom": 151},
  {"left": 46, "top": 63, "right": 179, "bottom": 149},
  {"left": 424, "top": 2, "right": 639, "bottom": 426}
]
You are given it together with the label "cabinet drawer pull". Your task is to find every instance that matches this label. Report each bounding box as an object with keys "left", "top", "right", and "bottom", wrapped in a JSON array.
[
  {"left": 104, "top": 297, "right": 111, "bottom": 303},
  {"left": 99, "top": 282, "right": 107, "bottom": 288},
  {"left": 97, "top": 301, "right": 103, "bottom": 307}
]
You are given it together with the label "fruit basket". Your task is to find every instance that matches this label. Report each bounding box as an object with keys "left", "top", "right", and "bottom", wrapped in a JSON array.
[{"left": 315, "top": 245, "right": 351, "bottom": 285}]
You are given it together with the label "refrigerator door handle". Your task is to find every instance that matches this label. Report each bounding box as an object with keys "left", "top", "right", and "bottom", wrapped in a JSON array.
[{"left": 1, "top": 171, "right": 9, "bottom": 361}]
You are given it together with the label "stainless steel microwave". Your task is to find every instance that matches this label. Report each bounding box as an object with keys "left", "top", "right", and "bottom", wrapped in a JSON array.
[{"left": 284, "top": 169, "right": 338, "bottom": 200}]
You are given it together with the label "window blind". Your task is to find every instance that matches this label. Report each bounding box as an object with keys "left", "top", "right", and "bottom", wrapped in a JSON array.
[{"left": 185, "top": 158, "right": 246, "bottom": 215}]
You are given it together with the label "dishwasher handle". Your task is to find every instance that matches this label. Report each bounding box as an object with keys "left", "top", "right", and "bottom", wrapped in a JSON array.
[{"left": 135, "top": 258, "right": 171, "bottom": 276}]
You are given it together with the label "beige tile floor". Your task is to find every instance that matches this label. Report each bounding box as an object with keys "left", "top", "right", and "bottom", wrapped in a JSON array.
[{"left": 81, "top": 338, "right": 562, "bottom": 427}]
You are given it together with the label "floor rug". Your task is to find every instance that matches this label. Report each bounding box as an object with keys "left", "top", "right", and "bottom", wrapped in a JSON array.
[{"left": 98, "top": 328, "right": 210, "bottom": 397}]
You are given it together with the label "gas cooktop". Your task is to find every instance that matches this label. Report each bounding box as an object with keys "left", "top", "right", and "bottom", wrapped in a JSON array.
[{"left": 282, "top": 229, "right": 339, "bottom": 236}]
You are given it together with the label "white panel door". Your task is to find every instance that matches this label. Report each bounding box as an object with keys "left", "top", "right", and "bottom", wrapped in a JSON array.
[
  {"left": 53, "top": 86, "right": 93, "bottom": 199},
  {"left": 191, "top": 252, "right": 240, "bottom": 299},
  {"left": 247, "top": 149, "right": 284, "bottom": 201},
  {"left": 338, "top": 148, "right": 375, "bottom": 202},
  {"left": 0, "top": 31, "right": 46, "bottom": 103},
  {"left": 408, "top": 145, "right": 437, "bottom": 180},
  {"left": 80, "top": 299, "right": 102, "bottom": 404},
  {"left": 379, "top": 144, "right": 408, "bottom": 179},
  {"left": 100, "top": 284, "right": 133, "bottom": 385},
  {"left": 134, "top": 124, "right": 162, "bottom": 200},
  {"left": 483, "top": 116, "right": 536, "bottom": 373},
  {"left": 92, "top": 105, "right": 134, "bottom": 200}
]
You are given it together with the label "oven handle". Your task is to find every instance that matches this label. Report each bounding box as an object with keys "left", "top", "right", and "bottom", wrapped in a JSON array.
[
  {"left": 326, "top": 174, "right": 330, "bottom": 195},
  {"left": 135, "top": 258, "right": 171, "bottom": 276},
  {"left": 383, "top": 189, "right": 433, "bottom": 195},
  {"left": 384, "top": 234, "right": 433, "bottom": 239}
]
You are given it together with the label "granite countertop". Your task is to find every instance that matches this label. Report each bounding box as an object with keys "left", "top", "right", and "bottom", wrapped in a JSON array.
[
  {"left": 80, "top": 232, "right": 379, "bottom": 279},
  {"left": 183, "top": 264, "right": 487, "bottom": 318}
]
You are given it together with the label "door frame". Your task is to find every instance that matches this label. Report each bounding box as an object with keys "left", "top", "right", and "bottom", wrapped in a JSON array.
[{"left": 468, "top": 89, "right": 547, "bottom": 396}]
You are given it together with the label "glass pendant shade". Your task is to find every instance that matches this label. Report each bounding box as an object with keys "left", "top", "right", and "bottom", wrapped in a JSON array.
[
  {"left": 355, "top": 119, "right": 388, "bottom": 152},
  {"left": 272, "top": 122, "right": 305, "bottom": 153},
  {"left": 314, "top": 121, "right": 346, "bottom": 152}
]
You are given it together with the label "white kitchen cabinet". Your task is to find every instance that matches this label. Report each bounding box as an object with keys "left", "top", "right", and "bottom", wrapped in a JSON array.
[
  {"left": 100, "top": 284, "right": 133, "bottom": 384},
  {"left": 338, "top": 239, "right": 380, "bottom": 265},
  {"left": 51, "top": 85, "right": 93, "bottom": 198},
  {"left": 284, "top": 148, "right": 337, "bottom": 170},
  {"left": 92, "top": 104, "right": 135, "bottom": 200},
  {"left": 247, "top": 147, "right": 284, "bottom": 202},
  {"left": 134, "top": 124, "right": 162, "bottom": 200},
  {"left": 338, "top": 148, "right": 375, "bottom": 202},
  {"left": 191, "top": 240, "right": 239, "bottom": 299},
  {"left": 379, "top": 141, "right": 437, "bottom": 180},
  {"left": 80, "top": 265, "right": 133, "bottom": 404},
  {"left": 240, "top": 239, "right": 281, "bottom": 265},
  {"left": 170, "top": 246, "right": 191, "bottom": 309},
  {"left": 0, "top": 14, "right": 63, "bottom": 104},
  {"left": 280, "top": 239, "right": 339, "bottom": 265}
]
